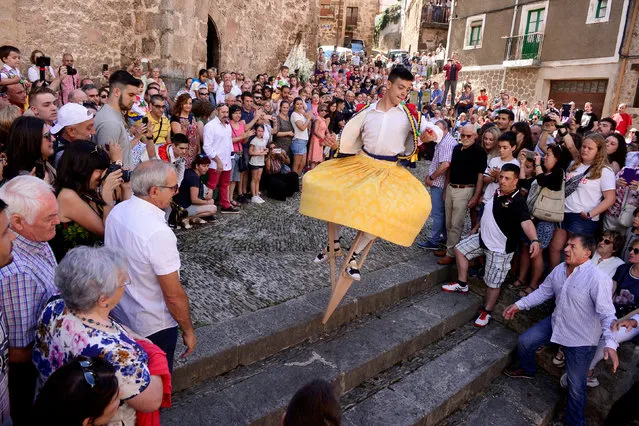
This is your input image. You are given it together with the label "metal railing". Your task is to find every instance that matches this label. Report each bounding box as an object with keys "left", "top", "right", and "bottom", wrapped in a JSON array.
[
  {"left": 504, "top": 32, "right": 544, "bottom": 62},
  {"left": 422, "top": 4, "right": 451, "bottom": 25}
]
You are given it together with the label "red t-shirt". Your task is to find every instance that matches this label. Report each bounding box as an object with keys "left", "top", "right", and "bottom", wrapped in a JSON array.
[
  {"left": 477, "top": 94, "right": 488, "bottom": 106},
  {"left": 613, "top": 112, "right": 632, "bottom": 136}
]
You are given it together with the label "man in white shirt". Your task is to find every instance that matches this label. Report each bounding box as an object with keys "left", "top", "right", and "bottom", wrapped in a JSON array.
[
  {"left": 106, "top": 160, "right": 197, "bottom": 371},
  {"left": 216, "top": 74, "right": 241, "bottom": 103},
  {"left": 203, "top": 104, "right": 239, "bottom": 214}
]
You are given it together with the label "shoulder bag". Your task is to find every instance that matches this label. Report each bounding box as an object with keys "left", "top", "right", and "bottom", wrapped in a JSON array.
[{"left": 528, "top": 176, "right": 565, "bottom": 223}]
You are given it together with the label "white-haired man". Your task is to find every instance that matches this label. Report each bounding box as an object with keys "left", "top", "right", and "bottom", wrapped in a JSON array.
[
  {"left": 105, "top": 160, "right": 196, "bottom": 371},
  {"left": 0, "top": 176, "right": 59, "bottom": 425}
]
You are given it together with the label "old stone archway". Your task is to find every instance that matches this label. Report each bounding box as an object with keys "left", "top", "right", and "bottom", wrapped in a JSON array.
[{"left": 207, "top": 16, "right": 221, "bottom": 69}]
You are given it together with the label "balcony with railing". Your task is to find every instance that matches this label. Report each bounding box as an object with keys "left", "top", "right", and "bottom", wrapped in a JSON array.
[
  {"left": 421, "top": 3, "right": 450, "bottom": 28},
  {"left": 503, "top": 32, "right": 544, "bottom": 68}
]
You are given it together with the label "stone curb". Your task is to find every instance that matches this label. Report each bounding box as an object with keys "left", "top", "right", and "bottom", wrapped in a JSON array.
[
  {"left": 172, "top": 255, "right": 453, "bottom": 392},
  {"left": 163, "top": 290, "right": 482, "bottom": 425},
  {"left": 342, "top": 325, "right": 518, "bottom": 426}
]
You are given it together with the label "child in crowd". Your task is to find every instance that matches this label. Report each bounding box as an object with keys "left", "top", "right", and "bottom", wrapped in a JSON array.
[
  {"left": 0, "top": 45, "right": 23, "bottom": 85},
  {"left": 482, "top": 131, "right": 520, "bottom": 205},
  {"left": 158, "top": 133, "right": 190, "bottom": 186},
  {"left": 249, "top": 124, "right": 269, "bottom": 204}
]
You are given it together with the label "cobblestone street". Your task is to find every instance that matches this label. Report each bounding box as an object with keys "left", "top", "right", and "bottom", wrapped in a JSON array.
[{"left": 177, "top": 160, "right": 435, "bottom": 327}]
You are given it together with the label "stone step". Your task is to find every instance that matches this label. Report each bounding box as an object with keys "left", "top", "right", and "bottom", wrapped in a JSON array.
[
  {"left": 172, "top": 255, "right": 451, "bottom": 392},
  {"left": 341, "top": 325, "right": 518, "bottom": 426},
  {"left": 162, "top": 288, "right": 481, "bottom": 425},
  {"left": 437, "top": 372, "right": 561, "bottom": 426}
]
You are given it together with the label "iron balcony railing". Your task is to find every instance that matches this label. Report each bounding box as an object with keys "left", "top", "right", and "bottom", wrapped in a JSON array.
[
  {"left": 422, "top": 3, "right": 450, "bottom": 25},
  {"left": 503, "top": 32, "right": 544, "bottom": 62}
]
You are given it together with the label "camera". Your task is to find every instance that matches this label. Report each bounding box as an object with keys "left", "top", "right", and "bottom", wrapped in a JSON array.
[
  {"left": 66, "top": 66, "right": 77, "bottom": 76},
  {"left": 35, "top": 56, "right": 50, "bottom": 68},
  {"left": 104, "top": 163, "right": 131, "bottom": 183}
]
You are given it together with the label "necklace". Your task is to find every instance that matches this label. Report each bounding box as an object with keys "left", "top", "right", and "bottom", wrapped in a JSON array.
[{"left": 72, "top": 311, "right": 115, "bottom": 329}]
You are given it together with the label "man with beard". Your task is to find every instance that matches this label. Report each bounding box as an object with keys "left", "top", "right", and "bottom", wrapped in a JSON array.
[{"left": 95, "top": 70, "right": 143, "bottom": 170}]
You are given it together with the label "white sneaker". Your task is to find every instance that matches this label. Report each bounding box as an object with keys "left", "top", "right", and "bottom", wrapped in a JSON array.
[
  {"left": 441, "top": 282, "right": 469, "bottom": 293},
  {"left": 251, "top": 196, "right": 265, "bottom": 204},
  {"left": 346, "top": 254, "right": 361, "bottom": 281},
  {"left": 474, "top": 310, "right": 491, "bottom": 327},
  {"left": 313, "top": 246, "right": 342, "bottom": 263},
  {"left": 587, "top": 375, "right": 600, "bottom": 388}
]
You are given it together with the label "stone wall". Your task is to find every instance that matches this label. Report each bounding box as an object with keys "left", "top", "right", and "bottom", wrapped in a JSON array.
[
  {"left": 401, "top": 0, "right": 423, "bottom": 53},
  {"left": 318, "top": 0, "right": 378, "bottom": 51},
  {"left": 418, "top": 27, "right": 447, "bottom": 52},
  {"left": 1, "top": 0, "right": 320, "bottom": 90},
  {"left": 431, "top": 68, "right": 539, "bottom": 106}
]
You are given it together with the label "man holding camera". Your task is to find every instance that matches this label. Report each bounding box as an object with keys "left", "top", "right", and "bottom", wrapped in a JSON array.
[{"left": 58, "top": 53, "right": 80, "bottom": 106}]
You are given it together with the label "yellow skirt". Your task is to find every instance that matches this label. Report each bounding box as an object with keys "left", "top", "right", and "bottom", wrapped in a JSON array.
[{"left": 299, "top": 154, "right": 431, "bottom": 247}]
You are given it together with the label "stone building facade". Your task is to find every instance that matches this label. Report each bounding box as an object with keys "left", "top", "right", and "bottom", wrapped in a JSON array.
[
  {"left": 319, "top": 0, "right": 379, "bottom": 51},
  {"left": 1, "top": 0, "right": 320, "bottom": 91},
  {"left": 401, "top": 0, "right": 448, "bottom": 54}
]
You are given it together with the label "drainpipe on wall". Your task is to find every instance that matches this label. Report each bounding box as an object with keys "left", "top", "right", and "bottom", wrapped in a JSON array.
[
  {"left": 501, "top": 0, "right": 519, "bottom": 90},
  {"left": 445, "top": 0, "right": 455, "bottom": 54},
  {"left": 612, "top": 0, "right": 639, "bottom": 110}
]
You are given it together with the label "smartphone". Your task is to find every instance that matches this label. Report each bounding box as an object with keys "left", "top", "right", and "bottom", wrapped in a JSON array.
[
  {"left": 622, "top": 168, "right": 639, "bottom": 183},
  {"left": 561, "top": 103, "right": 571, "bottom": 119},
  {"left": 102, "top": 64, "right": 109, "bottom": 72},
  {"left": 141, "top": 116, "right": 149, "bottom": 125}
]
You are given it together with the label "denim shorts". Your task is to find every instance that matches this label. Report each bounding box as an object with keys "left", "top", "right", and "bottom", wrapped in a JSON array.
[
  {"left": 291, "top": 138, "right": 308, "bottom": 155},
  {"left": 561, "top": 212, "right": 598, "bottom": 236}
]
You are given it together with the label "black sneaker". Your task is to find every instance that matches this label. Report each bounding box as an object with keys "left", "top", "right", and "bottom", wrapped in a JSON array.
[
  {"left": 503, "top": 367, "right": 534, "bottom": 379},
  {"left": 238, "top": 194, "right": 249, "bottom": 204},
  {"left": 220, "top": 206, "right": 240, "bottom": 214}
]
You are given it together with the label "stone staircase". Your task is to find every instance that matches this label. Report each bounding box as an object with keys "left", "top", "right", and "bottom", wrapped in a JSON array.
[{"left": 160, "top": 254, "right": 630, "bottom": 425}]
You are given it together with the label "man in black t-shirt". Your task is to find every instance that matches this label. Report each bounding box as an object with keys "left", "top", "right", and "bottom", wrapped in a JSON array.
[
  {"left": 437, "top": 124, "right": 486, "bottom": 262},
  {"left": 442, "top": 163, "right": 541, "bottom": 327}
]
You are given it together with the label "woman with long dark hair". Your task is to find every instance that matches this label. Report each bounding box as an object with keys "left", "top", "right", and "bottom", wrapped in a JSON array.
[
  {"left": 170, "top": 93, "right": 199, "bottom": 167},
  {"left": 606, "top": 133, "right": 627, "bottom": 174},
  {"left": 32, "top": 356, "right": 120, "bottom": 426},
  {"left": 4, "top": 115, "right": 56, "bottom": 185},
  {"left": 511, "top": 121, "right": 534, "bottom": 155},
  {"left": 51, "top": 141, "right": 124, "bottom": 261}
]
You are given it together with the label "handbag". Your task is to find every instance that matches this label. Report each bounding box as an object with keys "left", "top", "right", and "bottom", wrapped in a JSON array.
[
  {"left": 618, "top": 189, "right": 635, "bottom": 228},
  {"left": 528, "top": 178, "right": 565, "bottom": 223}
]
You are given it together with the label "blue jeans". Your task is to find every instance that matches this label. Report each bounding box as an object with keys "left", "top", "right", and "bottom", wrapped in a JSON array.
[
  {"left": 429, "top": 186, "right": 446, "bottom": 245},
  {"left": 147, "top": 326, "right": 179, "bottom": 373},
  {"left": 517, "top": 316, "right": 596, "bottom": 426}
]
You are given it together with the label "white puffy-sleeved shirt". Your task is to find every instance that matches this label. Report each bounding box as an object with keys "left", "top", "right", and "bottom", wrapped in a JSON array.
[
  {"left": 203, "top": 116, "right": 233, "bottom": 171},
  {"left": 361, "top": 102, "right": 442, "bottom": 157}
]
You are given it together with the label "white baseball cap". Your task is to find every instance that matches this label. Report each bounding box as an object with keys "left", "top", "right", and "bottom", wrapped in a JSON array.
[{"left": 50, "top": 103, "right": 94, "bottom": 134}]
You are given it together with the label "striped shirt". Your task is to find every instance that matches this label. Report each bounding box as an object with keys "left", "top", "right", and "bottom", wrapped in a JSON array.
[
  {"left": 428, "top": 132, "right": 457, "bottom": 188},
  {"left": 0, "top": 234, "right": 57, "bottom": 347},
  {"left": 516, "top": 261, "right": 618, "bottom": 350}
]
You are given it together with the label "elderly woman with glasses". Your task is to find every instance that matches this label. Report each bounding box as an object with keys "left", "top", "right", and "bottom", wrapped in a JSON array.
[{"left": 32, "top": 246, "right": 164, "bottom": 425}]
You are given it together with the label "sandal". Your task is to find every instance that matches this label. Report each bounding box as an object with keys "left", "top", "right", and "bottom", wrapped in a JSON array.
[
  {"left": 511, "top": 278, "right": 527, "bottom": 288},
  {"left": 519, "top": 285, "right": 538, "bottom": 297},
  {"left": 192, "top": 218, "right": 207, "bottom": 224},
  {"left": 230, "top": 200, "right": 240, "bottom": 207}
]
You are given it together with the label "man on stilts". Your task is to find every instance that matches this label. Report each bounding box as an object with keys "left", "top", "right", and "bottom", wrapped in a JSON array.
[{"left": 300, "top": 66, "right": 443, "bottom": 323}]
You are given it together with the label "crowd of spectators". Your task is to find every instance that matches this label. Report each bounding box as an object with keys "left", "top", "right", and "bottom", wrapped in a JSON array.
[{"left": 0, "top": 38, "right": 638, "bottom": 425}]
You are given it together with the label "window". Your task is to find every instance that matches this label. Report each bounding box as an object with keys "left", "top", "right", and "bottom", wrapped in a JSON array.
[
  {"left": 469, "top": 25, "right": 482, "bottom": 47},
  {"left": 346, "top": 7, "right": 358, "bottom": 27},
  {"left": 596, "top": 0, "right": 608, "bottom": 18},
  {"left": 525, "top": 8, "right": 545, "bottom": 34},
  {"left": 587, "top": 0, "right": 612, "bottom": 23},
  {"left": 320, "top": 0, "right": 333, "bottom": 17},
  {"left": 463, "top": 14, "right": 486, "bottom": 50}
]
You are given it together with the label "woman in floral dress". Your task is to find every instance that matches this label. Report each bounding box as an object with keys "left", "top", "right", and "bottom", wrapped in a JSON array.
[{"left": 33, "top": 246, "right": 164, "bottom": 426}]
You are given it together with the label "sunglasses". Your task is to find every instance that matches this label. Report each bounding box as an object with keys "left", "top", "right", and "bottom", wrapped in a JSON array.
[
  {"left": 43, "top": 132, "right": 53, "bottom": 140},
  {"left": 100, "top": 94, "right": 108, "bottom": 99},
  {"left": 78, "top": 359, "right": 96, "bottom": 388},
  {"left": 152, "top": 104, "right": 165, "bottom": 108},
  {"left": 599, "top": 238, "right": 613, "bottom": 245},
  {"left": 630, "top": 247, "right": 639, "bottom": 255}
]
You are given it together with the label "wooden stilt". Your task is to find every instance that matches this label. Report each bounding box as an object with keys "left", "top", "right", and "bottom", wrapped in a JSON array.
[
  {"left": 322, "top": 235, "right": 377, "bottom": 324},
  {"left": 327, "top": 223, "right": 337, "bottom": 291}
]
